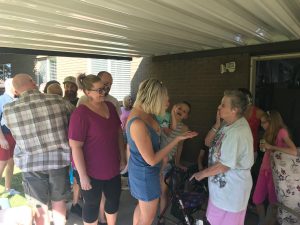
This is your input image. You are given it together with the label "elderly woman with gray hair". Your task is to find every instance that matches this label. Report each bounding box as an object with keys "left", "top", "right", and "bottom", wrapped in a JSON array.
[{"left": 191, "top": 89, "right": 254, "bottom": 225}]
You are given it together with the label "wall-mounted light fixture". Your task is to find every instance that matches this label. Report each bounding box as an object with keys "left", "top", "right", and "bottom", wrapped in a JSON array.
[{"left": 220, "top": 61, "right": 236, "bottom": 74}]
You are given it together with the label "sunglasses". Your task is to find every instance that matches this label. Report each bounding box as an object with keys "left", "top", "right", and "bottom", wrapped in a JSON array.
[{"left": 89, "top": 88, "right": 106, "bottom": 94}]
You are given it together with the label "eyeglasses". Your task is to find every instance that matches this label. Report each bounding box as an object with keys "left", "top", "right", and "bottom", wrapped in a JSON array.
[{"left": 89, "top": 88, "right": 106, "bottom": 94}]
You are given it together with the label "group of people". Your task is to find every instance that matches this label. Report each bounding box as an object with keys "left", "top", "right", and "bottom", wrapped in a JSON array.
[
  {"left": 0, "top": 72, "right": 299, "bottom": 225},
  {"left": 190, "top": 89, "right": 299, "bottom": 225},
  {"left": 0, "top": 71, "right": 125, "bottom": 225}
]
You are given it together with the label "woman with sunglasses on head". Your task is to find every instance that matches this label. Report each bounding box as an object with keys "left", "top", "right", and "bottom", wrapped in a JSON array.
[
  {"left": 253, "top": 110, "right": 297, "bottom": 225},
  {"left": 68, "top": 74, "right": 126, "bottom": 225},
  {"left": 126, "top": 79, "right": 198, "bottom": 225}
]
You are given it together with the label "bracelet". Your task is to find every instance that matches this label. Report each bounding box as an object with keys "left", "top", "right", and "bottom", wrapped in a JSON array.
[{"left": 211, "top": 127, "right": 218, "bottom": 133}]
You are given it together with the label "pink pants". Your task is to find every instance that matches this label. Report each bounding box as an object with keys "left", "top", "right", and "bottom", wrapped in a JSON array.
[
  {"left": 252, "top": 169, "right": 277, "bottom": 205},
  {"left": 206, "top": 200, "right": 246, "bottom": 225}
]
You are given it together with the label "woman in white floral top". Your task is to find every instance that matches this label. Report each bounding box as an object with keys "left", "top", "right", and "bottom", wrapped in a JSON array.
[{"left": 191, "top": 89, "right": 254, "bottom": 225}]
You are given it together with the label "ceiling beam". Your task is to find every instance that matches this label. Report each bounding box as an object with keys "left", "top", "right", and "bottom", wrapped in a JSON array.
[
  {"left": 154, "top": 40, "right": 300, "bottom": 61},
  {"left": 0, "top": 47, "right": 132, "bottom": 60}
]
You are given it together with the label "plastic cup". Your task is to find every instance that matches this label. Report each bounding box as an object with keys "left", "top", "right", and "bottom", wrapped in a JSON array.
[
  {"left": 195, "top": 219, "right": 204, "bottom": 225},
  {"left": 260, "top": 139, "right": 266, "bottom": 152}
]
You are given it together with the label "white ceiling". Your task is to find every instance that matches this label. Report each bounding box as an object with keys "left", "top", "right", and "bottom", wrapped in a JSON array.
[{"left": 0, "top": 0, "right": 300, "bottom": 58}]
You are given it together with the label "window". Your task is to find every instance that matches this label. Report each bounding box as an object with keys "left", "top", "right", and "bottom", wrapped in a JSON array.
[
  {"left": 0, "top": 63, "right": 12, "bottom": 80},
  {"left": 0, "top": 63, "right": 12, "bottom": 91},
  {"left": 91, "top": 59, "right": 131, "bottom": 101}
]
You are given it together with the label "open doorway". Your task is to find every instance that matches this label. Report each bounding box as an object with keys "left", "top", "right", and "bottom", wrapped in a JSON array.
[{"left": 251, "top": 54, "right": 300, "bottom": 146}]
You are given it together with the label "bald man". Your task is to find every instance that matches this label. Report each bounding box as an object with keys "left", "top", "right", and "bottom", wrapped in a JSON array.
[{"left": 3, "top": 74, "right": 74, "bottom": 225}]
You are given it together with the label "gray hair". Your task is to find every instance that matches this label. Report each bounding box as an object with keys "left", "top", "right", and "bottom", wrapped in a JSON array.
[{"left": 224, "top": 89, "right": 248, "bottom": 117}]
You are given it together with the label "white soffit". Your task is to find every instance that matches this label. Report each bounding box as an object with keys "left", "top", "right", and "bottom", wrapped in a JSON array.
[{"left": 0, "top": 0, "right": 299, "bottom": 57}]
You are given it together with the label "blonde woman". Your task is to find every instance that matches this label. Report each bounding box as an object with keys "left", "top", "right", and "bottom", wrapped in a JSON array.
[{"left": 126, "top": 79, "right": 197, "bottom": 225}]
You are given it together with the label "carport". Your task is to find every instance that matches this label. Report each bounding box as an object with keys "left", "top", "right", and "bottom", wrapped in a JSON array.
[{"left": 0, "top": 1, "right": 300, "bottom": 224}]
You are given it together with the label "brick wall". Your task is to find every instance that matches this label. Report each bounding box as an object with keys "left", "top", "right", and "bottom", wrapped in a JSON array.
[
  {"left": 130, "top": 57, "right": 153, "bottom": 97},
  {"left": 131, "top": 53, "right": 251, "bottom": 163}
]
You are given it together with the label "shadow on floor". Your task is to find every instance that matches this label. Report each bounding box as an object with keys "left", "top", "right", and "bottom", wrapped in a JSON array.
[{"left": 67, "top": 190, "right": 258, "bottom": 225}]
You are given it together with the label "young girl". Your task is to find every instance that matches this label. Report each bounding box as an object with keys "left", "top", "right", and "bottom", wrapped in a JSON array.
[
  {"left": 158, "top": 101, "right": 192, "bottom": 225},
  {"left": 253, "top": 110, "right": 297, "bottom": 225}
]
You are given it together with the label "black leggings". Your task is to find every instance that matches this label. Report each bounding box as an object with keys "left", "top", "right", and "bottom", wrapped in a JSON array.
[{"left": 74, "top": 171, "right": 121, "bottom": 223}]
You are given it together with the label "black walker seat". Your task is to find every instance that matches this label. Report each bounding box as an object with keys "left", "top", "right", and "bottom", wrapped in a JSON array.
[{"left": 157, "top": 164, "right": 210, "bottom": 225}]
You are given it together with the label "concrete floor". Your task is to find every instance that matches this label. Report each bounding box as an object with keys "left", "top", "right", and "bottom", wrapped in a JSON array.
[
  {"left": 66, "top": 189, "right": 259, "bottom": 225},
  {"left": 67, "top": 190, "right": 135, "bottom": 225}
]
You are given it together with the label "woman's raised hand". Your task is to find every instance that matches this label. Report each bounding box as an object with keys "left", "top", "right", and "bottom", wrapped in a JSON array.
[
  {"left": 177, "top": 131, "right": 198, "bottom": 141},
  {"left": 171, "top": 105, "right": 177, "bottom": 118},
  {"left": 215, "top": 110, "right": 221, "bottom": 128}
]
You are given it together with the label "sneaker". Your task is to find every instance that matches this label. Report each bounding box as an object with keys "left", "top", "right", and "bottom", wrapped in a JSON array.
[
  {"left": 70, "top": 203, "right": 82, "bottom": 217},
  {"left": 98, "top": 222, "right": 107, "bottom": 225},
  {"left": 8, "top": 189, "right": 20, "bottom": 195},
  {"left": 0, "top": 189, "right": 20, "bottom": 196},
  {"left": 121, "top": 177, "right": 129, "bottom": 190},
  {"left": 120, "top": 165, "right": 128, "bottom": 175},
  {"left": 121, "top": 185, "right": 129, "bottom": 191}
]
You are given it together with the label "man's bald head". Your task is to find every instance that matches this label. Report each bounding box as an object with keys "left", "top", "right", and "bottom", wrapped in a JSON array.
[
  {"left": 97, "top": 71, "right": 111, "bottom": 79},
  {"left": 97, "top": 71, "right": 113, "bottom": 96},
  {"left": 13, "top": 74, "right": 37, "bottom": 95}
]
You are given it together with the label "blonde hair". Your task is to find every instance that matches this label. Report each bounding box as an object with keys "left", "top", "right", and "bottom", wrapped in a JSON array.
[
  {"left": 134, "top": 79, "right": 168, "bottom": 115},
  {"left": 263, "top": 110, "right": 289, "bottom": 144},
  {"left": 77, "top": 73, "right": 100, "bottom": 91}
]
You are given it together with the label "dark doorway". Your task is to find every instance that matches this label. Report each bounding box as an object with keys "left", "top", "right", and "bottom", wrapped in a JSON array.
[{"left": 255, "top": 58, "right": 300, "bottom": 146}]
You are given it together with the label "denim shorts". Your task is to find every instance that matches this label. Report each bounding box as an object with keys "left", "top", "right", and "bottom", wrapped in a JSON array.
[{"left": 22, "top": 166, "right": 70, "bottom": 206}]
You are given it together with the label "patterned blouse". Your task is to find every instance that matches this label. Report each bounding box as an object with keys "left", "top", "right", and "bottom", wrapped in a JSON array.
[{"left": 271, "top": 150, "right": 300, "bottom": 225}]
